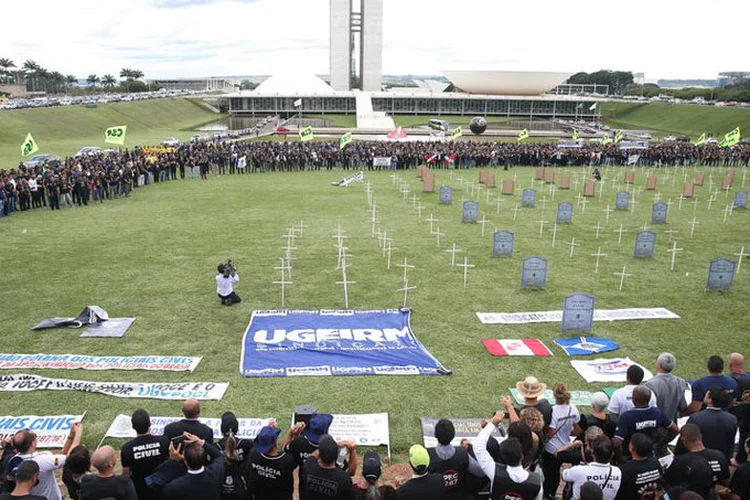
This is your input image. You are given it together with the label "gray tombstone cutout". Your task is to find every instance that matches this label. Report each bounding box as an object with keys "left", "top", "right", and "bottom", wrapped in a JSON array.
[
  {"left": 634, "top": 230, "right": 656, "bottom": 258},
  {"left": 706, "top": 259, "right": 736, "bottom": 290},
  {"left": 522, "top": 189, "right": 536, "bottom": 207},
  {"left": 462, "top": 201, "right": 479, "bottom": 223},
  {"left": 493, "top": 231, "right": 514, "bottom": 257},
  {"left": 651, "top": 202, "right": 668, "bottom": 223},
  {"left": 557, "top": 202, "right": 573, "bottom": 223},
  {"left": 522, "top": 257, "right": 547, "bottom": 287},
  {"left": 734, "top": 191, "right": 748, "bottom": 210},
  {"left": 439, "top": 186, "right": 453, "bottom": 205},
  {"left": 561, "top": 293, "right": 595, "bottom": 332},
  {"left": 615, "top": 191, "right": 631, "bottom": 211}
]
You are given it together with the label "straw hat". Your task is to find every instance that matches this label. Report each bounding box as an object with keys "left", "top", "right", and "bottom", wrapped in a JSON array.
[{"left": 515, "top": 376, "right": 547, "bottom": 399}]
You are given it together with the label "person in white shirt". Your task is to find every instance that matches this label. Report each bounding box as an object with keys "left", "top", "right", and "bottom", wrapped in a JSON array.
[
  {"left": 542, "top": 382, "right": 582, "bottom": 500},
  {"left": 474, "top": 411, "right": 543, "bottom": 500},
  {"left": 608, "top": 365, "right": 657, "bottom": 422},
  {"left": 215, "top": 263, "right": 241, "bottom": 306},
  {"left": 561, "top": 436, "right": 621, "bottom": 500},
  {"left": 10, "top": 422, "right": 83, "bottom": 500}
]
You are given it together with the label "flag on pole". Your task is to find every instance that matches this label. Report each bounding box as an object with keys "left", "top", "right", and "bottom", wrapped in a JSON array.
[
  {"left": 425, "top": 154, "right": 438, "bottom": 164},
  {"left": 589, "top": 103, "right": 597, "bottom": 111},
  {"left": 104, "top": 125, "right": 127, "bottom": 145},
  {"left": 237, "top": 156, "right": 247, "bottom": 169},
  {"left": 482, "top": 338, "right": 553, "bottom": 357},
  {"left": 517, "top": 129, "right": 529, "bottom": 142},
  {"left": 444, "top": 153, "right": 456, "bottom": 165},
  {"left": 694, "top": 132, "right": 706, "bottom": 146},
  {"left": 719, "top": 127, "right": 741, "bottom": 148},
  {"left": 21, "top": 133, "right": 39, "bottom": 157},
  {"left": 451, "top": 126, "right": 462, "bottom": 140},
  {"left": 299, "top": 126, "right": 314, "bottom": 142},
  {"left": 387, "top": 126, "right": 407, "bottom": 140},
  {"left": 601, "top": 134, "right": 612, "bottom": 145},
  {"left": 576, "top": 103, "right": 584, "bottom": 110},
  {"left": 293, "top": 98, "right": 302, "bottom": 108},
  {"left": 572, "top": 129, "right": 580, "bottom": 140},
  {"left": 614, "top": 130, "right": 625, "bottom": 144},
  {"left": 339, "top": 131, "right": 352, "bottom": 150}
]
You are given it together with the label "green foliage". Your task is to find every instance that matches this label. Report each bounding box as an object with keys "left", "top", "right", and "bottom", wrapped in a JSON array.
[
  {"left": 626, "top": 83, "right": 750, "bottom": 103},
  {"left": 567, "top": 70, "right": 634, "bottom": 95}
]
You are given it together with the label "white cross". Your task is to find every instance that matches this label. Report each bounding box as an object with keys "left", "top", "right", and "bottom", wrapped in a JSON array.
[
  {"left": 397, "top": 257, "right": 415, "bottom": 282},
  {"left": 296, "top": 220, "right": 306, "bottom": 238},
  {"left": 513, "top": 204, "right": 521, "bottom": 221},
  {"left": 411, "top": 194, "right": 419, "bottom": 208},
  {"left": 495, "top": 197, "right": 502, "bottom": 215},
  {"left": 381, "top": 234, "right": 393, "bottom": 257},
  {"left": 725, "top": 185, "right": 732, "bottom": 199},
  {"left": 734, "top": 246, "right": 750, "bottom": 273},
  {"left": 591, "top": 247, "right": 607, "bottom": 274},
  {"left": 445, "top": 243, "right": 463, "bottom": 270},
  {"left": 575, "top": 193, "right": 585, "bottom": 206},
  {"left": 282, "top": 230, "right": 297, "bottom": 247},
  {"left": 723, "top": 204, "right": 732, "bottom": 223},
  {"left": 401, "top": 186, "right": 410, "bottom": 201},
  {"left": 603, "top": 204, "right": 613, "bottom": 224},
  {"left": 614, "top": 265, "right": 634, "bottom": 291},
  {"left": 580, "top": 197, "right": 588, "bottom": 215},
  {"left": 708, "top": 194, "right": 716, "bottom": 211},
  {"left": 537, "top": 217, "right": 549, "bottom": 237},
  {"left": 642, "top": 220, "right": 650, "bottom": 231},
  {"left": 664, "top": 229, "right": 679, "bottom": 242},
  {"left": 434, "top": 227, "right": 445, "bottom": 247},
  {"left": 630, "top": 192, "right": 639, "bottom": 214},
  {"left": 688, "top": 217, "right": 699, "bottom": 237},
  {"left": 397, "top": 278, "right": 417, "bottom": 308},
  {"left": 390, "top": 173, "right": 398, "bottom": 185},
  {"left": 677, "top": 195, "right": 686, "bottom": 210},
  {"left": 335, "top": 245, "right": 351, "bottom": 270},
  {"left": 486, "top": 190, "right": 493, "bottom": 204},
  {"left": 573, "top": 177, "right": 579, "bottom": 192},
  {"left": 370, "top": 219, "right": 380, "bottom": 238},
  {"left": 743, "top": 170, "right": 747, "bottom": 188},
  {"left": 540, "top": 197, "right": 549, "bottom": 214},
  {"left": 549, "top": 183, "right": 557, "bottom": 201},
  {"left": 615, "top": 223, "right": 628, "bottom": 247},
  {"left": 386, "top": 240, "right": 396, "bottom": 269},
  {"left": 275, "top": 257, "right": 292, "bottom": 281},
  {"left": 336, "top": 271, "right": 356, "bottom": 309},
  {"left": 478, "top": 216, "right": 491, "bottom": 237},
  {"left": 415, "top": 202, "right": 424, "bottom": 219},
  {"left": 378, "top": 230, "right": 388, "bottom": 249},
  {"left": 550, "top": 223, "right": 559, "bottom": 248},
  {"left": 566, "top": 237, "right": 581, "bottom": 258},
  {"left": 691, "top": 198, "right": 700, "bottom": 214},
  {"left": 272, "top": 277, "right": 293, "bottom": 308},
  {"left": 282, "top": 243, "right": 297, "bottom": 262},
  {"left": 426, "top": 213, "right": 439, "bottom": 234},
  {"left": 457, "top": 256, "right": 475, "bottom": 288},
  {"left": 667, "top": 241, "right": 683, "bottom": 271},
  {"left": 653, "top": 192, "right": 661, "bottom": 203},
  {"left": 594, "top": 220, "right": 602, "bottom": 240}
]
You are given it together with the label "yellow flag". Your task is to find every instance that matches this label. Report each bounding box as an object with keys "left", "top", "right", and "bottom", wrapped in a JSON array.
[
  {"left": 105, "top": 125, "right": 127, "bottom": 145},
  {"left": 299, "top": 126, "right": 314, "bottom": 142},
  {"left": 694, "top": 133, "right": 706, "bottom": 146},
  {"left": 601, "top": 135, "right": 612, "bottom": 145},
  {"left": 572, "top": 129, "right": 580, "bottom": 140},
  {"left": 21, "top": 133, "right": 39, "bottom": 157},
  {"left": 451, "top": 127, "right": 462, "bottom": 140},
  {"left": 339, "top": 131, "right": 352, "bottom": 149},
  {"left": 517, "top": 129, "right": 529, "bottom": 142},
  {"left": 722, "top": 127, "right": 741, "bottom": 147},
  {"left": 614, "top": 130, "right": 625, "bottom": 144}
]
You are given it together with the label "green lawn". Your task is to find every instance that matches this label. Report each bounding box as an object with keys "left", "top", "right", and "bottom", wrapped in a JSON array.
[
  {"left": 1, "top": 166, "right": 748, "bottom": 454},
  {"left": 0, "top": 98, "right": 221, "bottom": 162},
  {"left": 601, "top": 101, "right": 750, "bottom": 137}
]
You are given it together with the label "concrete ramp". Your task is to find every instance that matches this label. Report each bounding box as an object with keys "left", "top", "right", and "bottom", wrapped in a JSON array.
[{"left": 356, "top": 93, "right": 395, "bottom": 130}]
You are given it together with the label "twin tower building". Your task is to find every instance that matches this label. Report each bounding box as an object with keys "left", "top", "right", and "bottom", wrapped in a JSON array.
[{"left": 329, "top": 0, "right": 383, "bottom": 92}]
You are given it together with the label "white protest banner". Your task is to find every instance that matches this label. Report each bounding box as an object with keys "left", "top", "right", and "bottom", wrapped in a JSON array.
[
  {"left": 372, "top": 157, "right": 392, "bottom": 167},
  {"left": 420, "top": 418, "right": 504, "bottom": 448},
  {"left": 331, "top": 171, "right": 364, "bottom": 187},
  {"left": 476, "top": 307, "right": 680, "bottom": 325},
  {"left": 0, "top": 374, "right": 228, "bottom": 400},
  {"left": 328, "top": 413, "right": 390, "bottom": 458},
  {"left": 0, "top": 414, "right": 85, "bottom": 448},
  {"left": 0, "top": 354, "right": 202, "bottom": 372},
  {"left": 570, "top": 358, "right": 653, "bottom": 383},
  {"left": 105, "top": 414, "right": 271, "bottom": 440}
]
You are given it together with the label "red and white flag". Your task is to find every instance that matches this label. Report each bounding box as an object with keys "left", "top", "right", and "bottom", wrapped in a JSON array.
[
  {"left": 482, "top": 339, "right": 553, "bottom": 357},
  {"left": 425, "top": 154, "right": 438, "bottom": 163},
  {"left": 388, "top": 126, "right": 407, "bottom": 140},
  {"left": 444, "top": 153, "right": 456, "bottom": 165}
]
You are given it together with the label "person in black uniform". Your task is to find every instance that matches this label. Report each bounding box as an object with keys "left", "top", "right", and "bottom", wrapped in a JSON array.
[
  {"left": 163, "top": 399, "right": 214, "bottom": 444},
  {"left": 302, "top": 435, "right": 356, "bottom": 500},
  {"left": 246, "top": 424, "right": 299, "bottom": 500},
  {"left": 121, "top": 409, "right": 169, "bottom": 500},
  {"left": 163, "top": 433, "right": 225, "bottom": 500},
  {"left": 427, "top": 419, "right": 471, "bottom": 500}
]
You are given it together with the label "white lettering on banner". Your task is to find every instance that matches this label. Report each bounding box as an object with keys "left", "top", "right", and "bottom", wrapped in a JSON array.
[
  {"left": 476, "top": 307, "right": 680, "bottom": 325},
  {"left": 286, "top": 366, "right": 332, "bottom": 376},
  {"left": 0, "top": 354, "right": 202, "bottom": 372},
  {"left": 253, "top": 328, "right": 411, "bottom": 344},
  {"left": 373, "top": 157, "right": 392, "bottom": 167},
  {"left": 328, "top": 413, "right": 390, "bottom": 448},
  {"left": 105, "top": 414, "right": 271, "bottom": 440},
  {"left": 0, "top": 415, "right": 84, "bottom": 448},
  {"left": 0, "top": 374, "right": 228, "bottom": 400}
]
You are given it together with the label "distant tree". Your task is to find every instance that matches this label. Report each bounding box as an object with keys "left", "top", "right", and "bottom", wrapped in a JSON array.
[
  {"left": 120, "top": 68, "right": 144, "bottom": 92},
  {"left": 239, "top": 80, "right": 257, "bottom": 90},
  {"left": 567, "top": 70, "right": 634, "bottom": 95},
  {"left": 48, "top": 71, "right": 65, "bottom": 93},
  {"left": 22, "top": 60, "right": 40, "bottom": 91},
  {"left": 65, "top": 74, "right": 77, "bottom": 92},
  {"left": 87, "top": 74, "right": 100, "bottom": 88},
  {"left": 567, "top": 72, "right": 591, "bottom": 85},
  {"left": 102, "top": 74, "right": 117, "bottom": 88},
  {"left": 0, "top": 58, "right": 16, "bottom": 84}
]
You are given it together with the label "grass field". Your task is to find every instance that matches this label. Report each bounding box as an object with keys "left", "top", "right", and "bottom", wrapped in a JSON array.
[
  {"left": 0, "top": 98, "right": 221, "bottom": 161},
  {"left": 1, "top": 165, "right": 749, "bottom": 455},
  {"left": 601, "top": 101, "right": 750, "bottom": 137}
]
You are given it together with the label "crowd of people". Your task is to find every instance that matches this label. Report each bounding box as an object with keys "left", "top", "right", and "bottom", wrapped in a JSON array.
[
  {"left": 1, "top": 138, "right": 749, "bottom": 218},
  {"left": 0, "top": 351, "right": 748, "bottom": 500}
]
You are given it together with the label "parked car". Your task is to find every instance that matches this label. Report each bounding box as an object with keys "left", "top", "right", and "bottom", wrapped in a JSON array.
[
  {"left": 676, "top": 135, "right": 691, "bottom": 142},
  {"left": 75, "top": 146, "right": 103, "bottom": 157},
  {"left": 163, "top": 137, "right": 179, "bottom": 146},
  {"left": 663, "top": 136, "right": 677, "bottom": 142},
  {"left": 26, "top": 154, "right": 60, "bottom": 170}
]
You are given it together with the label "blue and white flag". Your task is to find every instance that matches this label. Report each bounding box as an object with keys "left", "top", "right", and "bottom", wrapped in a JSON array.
[
  {"left": 554, "top": 337, "right": 620, "bottom": 356},
  {"left": 240, "top": 309, "right": 451, "bottom": 377}
]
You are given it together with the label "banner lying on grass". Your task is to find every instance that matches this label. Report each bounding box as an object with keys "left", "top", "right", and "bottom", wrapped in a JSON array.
[
  {"left": 0, "top": 414, "right": 85, "bottom": 448},
  {"left": 105, "top": 414, "right": 270, "bottom": 440},
  {"left": 0, "top": 374, "right": 228, "bottom": 400},
  {"left": 420, "top": 418, "right": 504, "bottom": 448},
  {"left": 510, "top": 389, "right": 595, "bottom": 406},
  {"left": 482, "top": 339, "right": 552, "bottom": 357},
  {"left": 554, "top": 337, "right": 620, "bottom": 356},
  {"left": 0, "top": 354, "right": 202, "bottom": 372},
  {"left": 570, "top": 358, "right": 653, "bottom": 383},
  {"left": 476, "top": 307, "right": 680, "bottom": 325},
  {"left": 240, "top": 309, "right": 451, "bottom": 377}
]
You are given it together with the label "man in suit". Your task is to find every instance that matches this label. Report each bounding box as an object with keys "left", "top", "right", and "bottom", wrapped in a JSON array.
[
  {"left": 163, "top": 433, "right": 225, "bottom": 500},
  {"left": 163, "top": 399, "right": 214, "bottom": 443}
]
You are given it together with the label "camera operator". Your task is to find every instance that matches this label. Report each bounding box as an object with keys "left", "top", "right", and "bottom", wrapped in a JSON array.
[{"left": 216, "top": 261, "right": 241, "bottom": 306}]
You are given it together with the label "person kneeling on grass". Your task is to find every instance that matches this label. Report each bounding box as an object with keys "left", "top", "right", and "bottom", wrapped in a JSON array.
[{"left": 216, "top": 263, "right": 241, "bottom": 306}]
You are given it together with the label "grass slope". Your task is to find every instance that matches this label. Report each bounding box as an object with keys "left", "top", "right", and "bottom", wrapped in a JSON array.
[
  {"left": 601, "top": 102, "right": 750, "bottom": 137},
  {"left": 0, "top": 166, "right": 748, "bottom": 453},
  {"left": 0, "top": 98, "right": 221, "bottom": 162}
]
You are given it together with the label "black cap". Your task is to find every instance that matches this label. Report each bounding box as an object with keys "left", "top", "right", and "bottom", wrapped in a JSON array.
[{"left": 362, "top": 451, "right": 382, "bottom": 480}]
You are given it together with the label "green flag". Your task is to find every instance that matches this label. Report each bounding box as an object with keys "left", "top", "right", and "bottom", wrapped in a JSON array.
[
  {"left": 720, "top": 127, "right": 741, "bottom": 147},
  {"left": 105, "top": 125, "right": 127, "bottom": 145},
  {"left": 517, "top": 129, "right": 529, "bottom": 142},
  {"left": 21, "top": 133, "right": 39, "bottom": 157},
  {"left": 339, "top": 131, "right": 352, "bottom": 149},
  {"left": 576, "top": 103, "right": 584, "bottom": 110},
  {"left": 299, "top": 126, "right": 314, "bottom": 142},
  {"left": 601, "top": 134, "right": 612, "bottom": 145},
  {"left": 614, "top": 130, "right": 625, "bottom": 144},
  {"left": 694, "top": 132, "right": 706, "bottom": 146},
  {"left": 572, "top": 129, "right": 580, "bottom": 140},
  {"left": 451, "top": 126, "right": 462, "bottom": 140}
]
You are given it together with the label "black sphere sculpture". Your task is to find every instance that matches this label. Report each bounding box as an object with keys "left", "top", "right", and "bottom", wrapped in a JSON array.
[{"left": 469, "top": 116, "right": 487, "bottom": 135}]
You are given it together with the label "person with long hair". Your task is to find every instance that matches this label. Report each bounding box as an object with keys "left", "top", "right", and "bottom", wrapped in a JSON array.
[
  {"left": 541, "top": 382, "right": 582, "bottom": 500},
  {"left": 219, "top": 412, "right": 253, "bottom": 500}
]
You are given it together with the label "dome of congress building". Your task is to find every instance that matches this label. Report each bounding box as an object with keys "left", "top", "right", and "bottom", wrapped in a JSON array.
[
  {"left": 252, "top": 73, "right": 336, "bottom": 95},
  {"left": 441, "top": 70, "right": 573, "bottom": 96}
]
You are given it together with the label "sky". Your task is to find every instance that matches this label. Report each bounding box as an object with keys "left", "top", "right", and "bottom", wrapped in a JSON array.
[{"left": 1, "top": 0, "right": 747, "bottom": 81}]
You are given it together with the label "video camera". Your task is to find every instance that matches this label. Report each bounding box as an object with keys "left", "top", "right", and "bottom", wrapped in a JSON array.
[{"left": 218, "top": 259, "right": 237, "bottom": 277}]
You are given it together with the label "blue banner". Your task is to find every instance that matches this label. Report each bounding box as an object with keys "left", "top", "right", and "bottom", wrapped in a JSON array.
[
  {"left": 554, "top": 337, "right": 620, "bottom": 356},
  {"left": 240, "top": 309, "right": 451, "bottom": 377}
]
